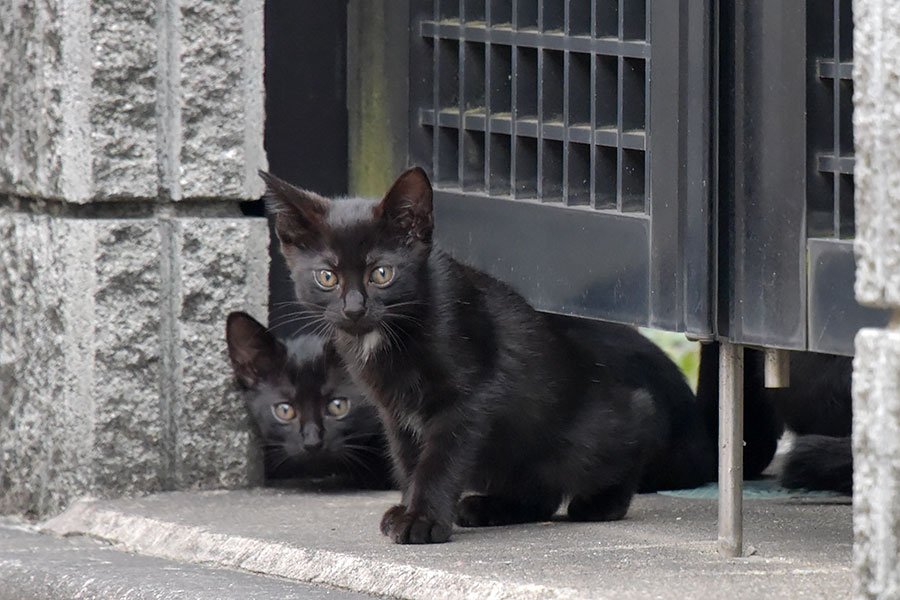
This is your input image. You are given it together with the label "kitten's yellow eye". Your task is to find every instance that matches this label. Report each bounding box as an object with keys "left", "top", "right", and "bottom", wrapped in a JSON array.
[
  {"left": 369, "top": 265, "right": 394, "bottom": 287},
  {"left": 272, "top": 403, "right": 296, "bottom": 422},
  {"left": 327, "top": 397, "right": 351, "bottom": 419},
  {"left": 315, "top": 269, "right": 339, "bottom": 290}
]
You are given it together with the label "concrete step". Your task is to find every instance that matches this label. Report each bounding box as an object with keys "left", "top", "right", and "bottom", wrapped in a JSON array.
[
  {"left": 0, "top": 517, "right": 375, "bottom": 600},
  {"left": 25, "top": 486, "right": 852, "bottom": 599}
]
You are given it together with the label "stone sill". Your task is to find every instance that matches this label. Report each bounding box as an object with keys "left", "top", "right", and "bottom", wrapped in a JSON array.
[{"left": 33, "top": 487, "right": 852, "bottom": 600}]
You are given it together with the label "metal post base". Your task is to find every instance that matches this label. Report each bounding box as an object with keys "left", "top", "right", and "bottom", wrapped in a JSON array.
[{"left": 718, "top": 342, "right": 744, "bottom": 557}]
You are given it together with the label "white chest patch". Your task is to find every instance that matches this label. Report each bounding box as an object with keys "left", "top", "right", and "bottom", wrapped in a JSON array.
[{"left": 358, "top": 330, "right": 383, "bottom": 362}]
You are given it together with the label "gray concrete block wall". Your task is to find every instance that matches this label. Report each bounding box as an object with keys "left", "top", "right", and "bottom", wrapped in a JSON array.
[
  {"left": 0, "top": 0, "right": 264, "bottom": 203},
  {"left": 0, "top": 0, "right": 268, "bottom": 518},
  {"left": 853, "top": 330, "right": 900, "bottom": 599},
  {"left": 853, "top": 0, "right": 900, "bottom": 307},
  {"left": 0, "top": 214, "right": 167, "bottom": 516},
  {"left": 176, "top": 0, "right": 266, "bottom": 200},
  {"left": 853, "top": 0, "right": 900, "bottom": 598},
  {"left": 0, "top": 213, "right": 268, "bottom": 518},
  {"left": 166, "top": 217, "right": 269, "bottom": 489}
]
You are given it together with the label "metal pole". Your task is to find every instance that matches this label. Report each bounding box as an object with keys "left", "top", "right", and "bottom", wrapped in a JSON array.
[{"left": 718, "top": 341, "right": 744, "bottom": 557}]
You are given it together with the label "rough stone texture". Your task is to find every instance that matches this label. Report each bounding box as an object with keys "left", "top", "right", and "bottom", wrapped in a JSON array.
[
  {"left": 0, "top": 212, "right": 165, "bottom": 516},
  {"left": 166, "top": 217, "right": 269, "bottom": 489},
  {"left": 89, "top": 0, "right": 160, "bottom": 200},
  {"left": 0, "top": 0, "right": 83, "bottom": 200},
  {"left": 853, "top": 0, "right": 900, "bottom": 307},
  {"left": 853, "top": 329, "right": 900, "bottom": 599},
  {"left": 0, "top": 0, "right": 266, "bottom": 203},
  {"left": 0, "top": 211, "right": 268, "bottom": 518},
  {"left": 176, "top": 0, "right": 266, "bottom": 200},
  {"left": 853, "top": 2, "right": 900, "bottom": 598}
]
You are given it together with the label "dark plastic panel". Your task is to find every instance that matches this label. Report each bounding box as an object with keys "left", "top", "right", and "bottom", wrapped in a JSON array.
[
  {"left": 719, "top": 1, "right": 808, "bottom": 350},
  {"left": 807, "top": 0, "right": 855, "bottom": 239},
  {"left": 648, "top": 0, "right": 715, "bottom": 335},
  {"left": 807, "top": 239, "right": 889, "bottom": 356},
  {"left": 405, "top": 0, "right": 869, "bottom": 354},
  {"left": 434, "top": 192, "right": 651, "bottom": 324}
]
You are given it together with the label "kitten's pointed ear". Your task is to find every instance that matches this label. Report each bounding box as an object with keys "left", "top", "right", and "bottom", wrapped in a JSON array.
[
  {"left": 259, "top": 171, "right": 329, "bottom": 250},
  {"left": 225, "top": 311, "right": 286, "bottom": 389},
  {"left": 375, "top": 167, "right": 434, "bottom": 245}
]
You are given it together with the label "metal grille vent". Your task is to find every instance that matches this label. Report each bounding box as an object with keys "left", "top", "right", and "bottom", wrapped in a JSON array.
[
  {"left": 807, "top": 0, "right": 854, "bottom": 239},
  {"left": 416, "top": 0, "right": 650, "bottom": 213}
]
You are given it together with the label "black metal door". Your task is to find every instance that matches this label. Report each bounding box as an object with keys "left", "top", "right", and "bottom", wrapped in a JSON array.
[
  {"left": 407, "top": 0, "right": 888, "bottom": 355},
  {"left": 719, "top": 0, "right": 888, "bottom": 355},
  {"left": 408, "top": 0, "right": 716, "bottom": 337}
]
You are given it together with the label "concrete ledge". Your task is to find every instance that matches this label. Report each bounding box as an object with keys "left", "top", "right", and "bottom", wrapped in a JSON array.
[
  {"left": 0, "top": 518, "right": 372, "bottom": 600},
  {"left": 41, "top": 488, "right": 852, "bottom": 600}
]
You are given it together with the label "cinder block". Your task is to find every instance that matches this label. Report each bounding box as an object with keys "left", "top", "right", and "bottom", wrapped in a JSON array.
[
  {"left": 0, "top": 213, "right": 166, "bottom": 516},
  {"left": 853, "top": 328, "right": 900, "bottom": 599},
  {"left": 853, "top": 0, "right": 900, "bottom": 307},
  {"left": 165, "top": 216, "right": 269, "bottom": 489},
  {"left": 0, "top": 0, "right": 265, "bottom": 203},
  {"left": 176, "top": 0, "right": 266, "bottom": 200},
  {"left": 0, "top": 211, "right": 268, "bottom": 518}
]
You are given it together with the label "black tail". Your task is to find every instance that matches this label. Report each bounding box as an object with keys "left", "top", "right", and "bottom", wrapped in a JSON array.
[
  {"left": 780, "top": 435, "right": 852, "bottom": 495},
  {"left": 696, "top": 343, "right": 782, "bottom": 479}
]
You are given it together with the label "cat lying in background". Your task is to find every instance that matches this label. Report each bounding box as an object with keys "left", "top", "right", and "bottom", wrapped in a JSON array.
[
  {"left": 697, "top": 343, "right": 852, "bottom": 495},
  {"left": 226, "top": 311, "right": 393, "bottom": 489},
  {"left": 262, "top": 166, "right": 717, "bottom": 544},
  {"left": 766, "top": 350, "right": 852, "bottom": 496}
]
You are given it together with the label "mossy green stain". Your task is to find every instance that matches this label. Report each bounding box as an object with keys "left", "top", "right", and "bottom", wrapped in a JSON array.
[{"left": 349, "top": 5, "right": 398, "bottom": 197}]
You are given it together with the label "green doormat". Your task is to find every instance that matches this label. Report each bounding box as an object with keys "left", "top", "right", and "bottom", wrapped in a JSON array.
[{"left": 658, "top": 479, "right": 848, "bottom": 499}]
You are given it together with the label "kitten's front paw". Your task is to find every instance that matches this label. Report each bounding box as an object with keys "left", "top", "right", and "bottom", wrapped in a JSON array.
[{"left": 379, "top": 504, "right": 451, "bottom": 544}]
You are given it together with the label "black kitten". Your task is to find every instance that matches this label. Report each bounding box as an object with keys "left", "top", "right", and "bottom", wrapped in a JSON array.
[
  {"left": 698, "top": 343, "right": 853, "bottom": 494},
  {"left": 262, "top": 166, "right": 714, "bottom": 544},
  {"left": 696, "top": 343, "right": 783, "bottom": 479},
  {"left": 548, "top": 315, "right": 716, "bottom": 493},
  {"left": 770, "top": 351, "right": 852, "bottom": 495},
  {"left": 225, "top": 311, "right": 393, "bottom": 489}
]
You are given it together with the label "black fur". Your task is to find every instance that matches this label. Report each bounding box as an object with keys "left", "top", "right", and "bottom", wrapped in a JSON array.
[
  {"left": 263, "top": 167, "right": 714, "bottom": 544},
  {"left": 548, "top": 316, "right": 715, "bottom": 493},
  {"left": 697, "top": 343, "right": 853, "bottom": 494},
  {"left": 773, "top": 352, "right": 852, "bottom": 494},
  {"left": 780, "top": 435, "right": 852, "bottom": 495},
  {"left": 696, "top": 343, "right": 782, "bottom": 479},
  {"left": 769, "top": 352, "right": 852, "bottom": 437},
  {"left": 225, "top": 311, "right": 393, "bottom": 488}
]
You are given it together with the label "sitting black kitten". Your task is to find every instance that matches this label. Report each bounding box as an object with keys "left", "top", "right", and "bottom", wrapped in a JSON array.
[
  {"left": 226, "top": 311, "right": 393, "bottom": 488},
  {"left": 262, "top": 166, "right": 714, "bottom": 544}
]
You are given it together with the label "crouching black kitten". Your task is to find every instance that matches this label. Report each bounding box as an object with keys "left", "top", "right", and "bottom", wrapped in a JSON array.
[
  {"left": 262, "top": 166, "right": 714, "bottom": 544},
  {"left": 226, "top": 311, "right": 393, "bottom": 488}
]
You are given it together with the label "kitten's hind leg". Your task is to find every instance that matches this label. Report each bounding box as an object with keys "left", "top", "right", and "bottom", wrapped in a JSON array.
[
  {"left": 567, "top": 484, "right": 636, "bottom": 522},
  {"left": 456, "top": 493, "right": 561, "bottom": 527}
]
